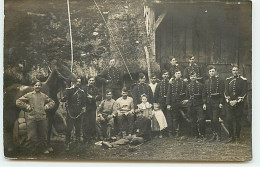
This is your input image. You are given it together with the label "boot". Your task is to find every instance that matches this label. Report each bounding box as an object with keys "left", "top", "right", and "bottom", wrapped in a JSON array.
[
  {"left": 65, "top": 143, "right": 70, "bottom": 151},
  {"left": 209, "top": 133, "right": 216, "bottom": 142},
  {"left": 215, "top": 134, "right": 221, "bottom": 142},
  {"left": 168, "top": 132, "right": 173, "bottom": 138},
  {"left": 174, "top": 131, "right": 180, "bottom": 138},
  {"left": 225, "top": 137, "right": 234, "bottom": 144}
]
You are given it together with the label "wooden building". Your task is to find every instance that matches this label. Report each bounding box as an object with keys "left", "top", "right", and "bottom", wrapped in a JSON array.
[{"left": 144, "top": 0, "right": 251, "bottom": 120}]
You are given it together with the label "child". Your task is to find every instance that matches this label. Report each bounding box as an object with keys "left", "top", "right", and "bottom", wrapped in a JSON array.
[
  {"left": 151, "top": 103, "right": 168, "bottom": 138},
  {"left": 135, "top": 94, "right": 152, "bottom": 140}
]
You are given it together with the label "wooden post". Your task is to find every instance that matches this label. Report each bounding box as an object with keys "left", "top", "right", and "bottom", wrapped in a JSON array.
[{"left": 144, "top": 46, "right": 151, "bottom": 83}]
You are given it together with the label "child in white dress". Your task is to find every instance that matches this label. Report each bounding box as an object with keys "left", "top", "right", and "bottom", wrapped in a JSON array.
[{"left": 151, "top": 103, "right": 168, "bottom": 138}]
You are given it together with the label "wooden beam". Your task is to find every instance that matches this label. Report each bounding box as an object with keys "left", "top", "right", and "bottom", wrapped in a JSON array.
[{"left": 155, "top": 10, "right": 167, "bottom": 31}]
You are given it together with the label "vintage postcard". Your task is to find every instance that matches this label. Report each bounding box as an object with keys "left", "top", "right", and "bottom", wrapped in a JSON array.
[{"left": 3, "top": 0, "right": 252, "bottom": 162}]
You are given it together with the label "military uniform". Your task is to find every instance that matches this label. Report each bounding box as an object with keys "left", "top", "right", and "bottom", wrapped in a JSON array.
[
  {"left": 63, "top": 86, "right": 85, "bottom": 145},
  {"left": 96, "top": 99, "right": 117, "bottom": 140},
  {"left": 166, "top": 78, "right": 188, "bottom": 136},
  {"left": 96, "top": 66, "right": 122, "bottom": 99},
  {"left": 83, "top": 85, "right": 100, "bottom": 143},
  {"left": 204, "top": 76, "right": 225, "bottom": 140},
  {"left": 224, "top": 75, "right": 247, "bottom": 140},
  {"left": 186, "top": 80, "right": 206, "bottom": 138},
  {"left": 184, "top": 63, "right": 204, "bottom": 82},
  {"left": 169, "top": 64, "right": 184, "bottom": 79},
  {"left": 132, "top": 83, "right": 154, "bottom": 108},
  {"left": 154, "top": 78, "right": 169, "bottom": 114}
]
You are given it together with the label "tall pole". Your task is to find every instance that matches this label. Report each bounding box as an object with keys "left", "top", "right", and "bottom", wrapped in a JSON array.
[{"left": 67, "top": 0, "right": 74, "bottom": 72}]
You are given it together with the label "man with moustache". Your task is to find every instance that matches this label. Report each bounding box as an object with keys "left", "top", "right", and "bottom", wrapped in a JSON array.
[{"left": 224, "top": 65, "right": 247, "bottom": 143}]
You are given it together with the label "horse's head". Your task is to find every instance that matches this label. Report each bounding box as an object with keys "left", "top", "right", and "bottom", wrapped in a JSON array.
[
  {"left": 45, "top": 60, "right": 77, "bottom": 90},
  {"left": 54, "top": 61, "right": 77, "bottom": 84}
]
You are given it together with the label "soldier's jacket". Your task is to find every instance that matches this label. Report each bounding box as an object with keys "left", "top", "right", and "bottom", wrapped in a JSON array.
[
  {"left": 83, "top": 85, "right": 100, "bottom": 110},
  {"left": 168, "top": 64, "right": 184, "bottom": 79},
  {"left": 96, "top": 66, "right": 122, "bottom": 89},
  {"left": 63, "top": 86, "right": 85, "bottom": 118},
  {"left": 166, "top": 78, "right": 187, "bottom": 106},
  {"left": 204, "top": 76, "right": 225, "bottom": 105},
  {"left": 184, "top": 63, "right": 203, "bottom": 80},
  {"left": 132, "top": 83, "right": 154, "bottom": 108},
  {"left": 224, "top": 75, "right": 247, "bottom": 103},
  {"left": 186, "top": 80, "right": 206, "bottom": 107},
  {"left": 16, "top": 91, "right": 55, "bottom": 120},
  {"left": 154, "top": 79, "right": 169, "bottom": 106}
]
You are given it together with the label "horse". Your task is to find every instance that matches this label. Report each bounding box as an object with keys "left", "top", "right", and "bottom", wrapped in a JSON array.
[{"left": 3, "top": 60, "right": 77, "bottom": 152}]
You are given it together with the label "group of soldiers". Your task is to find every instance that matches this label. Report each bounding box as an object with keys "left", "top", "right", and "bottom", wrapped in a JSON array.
[{"left": 16, "top": 55, "right": 248, "bottom": 154}]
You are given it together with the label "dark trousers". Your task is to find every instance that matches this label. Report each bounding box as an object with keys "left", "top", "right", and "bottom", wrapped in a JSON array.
[
  {"left": 47, "top": 114, "right": 54, "bottom": 147},
  {"left": 66, "top": 116, "right": 82, "bottom": 143},
  {"left": 117, "top": 112, "right": 135, "bottom": 135},
  {"left": 82, "top": 109, "right": 96, "bottom": 142},
  {"left": 96, "top": 114, "right": 114, "bottom": 139},
  {"left": 167, "top": 104, "right": 186, "bottom": 135},
  {"left": 188, "top": 105, "right": 206, "bottom": 137},
  {"left": 135, "top": 115, "right": 151, "bottom": 140},
  {"left": 26, "top": 119, "right": 48, "bottom": 152},
  {"left": 206, "top": 103, "right": 221, "bottom": 136},
  {"left": 226, "top": 103, "right": 244, "bottom": 139}
]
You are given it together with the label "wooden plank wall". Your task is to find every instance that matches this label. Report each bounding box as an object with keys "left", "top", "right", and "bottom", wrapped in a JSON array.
[
  {"left": 155, "top": 3, "right": 251, "bottom": 73},
  {"left": 154, "top": 2, "right": 251, "bottom": 120}
]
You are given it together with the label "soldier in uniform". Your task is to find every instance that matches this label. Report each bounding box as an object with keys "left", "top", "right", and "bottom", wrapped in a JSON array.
[
  {"left": 154, "top": 70, "right": 170, "bottom": 115},
  {"left": 183, "top": 72, "right": 206, "bottom": 139},
  {"left": 183, "top": 55, "right": 204, "bottom": 83},
  {"left": 62, "top": 78, "right": 86, "bottom": 151},
  {"left": 224, "top": 65, "right": 247, "bottom": 143},
  {"left": 203, "top": 65, "right": 225, "bottom": 141},
  {"left": 83, "top": 77, "right": 100, "bottom": 144},
  {"left": 96, "top": 59, "right": 122, "bottom": 100},
  {"left": 96, "top": 89, "right": 117, "bottom": 141},
  {"left": 168, "top": 56, "right": 184, "bottom": 79},
  {"left": 166, "top": 69, "right": 188, "bottom": 138},
  {"left": 16, "top": 80, "right": 55, "bottom": 154},
  {"left": 132, "top": 73, "right": 154, "bottom": 108}
]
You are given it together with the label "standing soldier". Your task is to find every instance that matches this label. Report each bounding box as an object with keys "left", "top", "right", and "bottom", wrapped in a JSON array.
[
  {"left": 166, "top": 70, "right": 188, "bottom": 138},
  {"left": 204, "top": 66, "right": 225, "bottom": 142},
  {"left": 154, "top": 70, "right": 170, "bottom": 115},
  {"left": 132, "top": 73, "right": 154, "bottom": 108},
  {"left": 62, "top": 78, "right": 86, "bottom": 151},
  {"left": 224, "top": 65, "right": 247, "bottom": 143},
  {"left": 183, "top": 72, "right": 206, "bottom": 140},
  {"left": 183, "top": 55, "right": 204, "bottom": 83},
  {"left": 83, "top": 77, "right": 100, "bottom": 144},
  {"left": 168, "top": 56, "right": 184, "bottom": 79},
  {"left": 16, "top": 80, "right": 55, "bottom": 154},
  {"left": 96, "top": 59, "right": 122, "bottom": 100}
]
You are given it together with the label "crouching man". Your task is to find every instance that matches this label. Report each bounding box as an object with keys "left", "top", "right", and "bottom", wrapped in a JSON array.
[
  {"left": 115, "top": 87, "right": 135, "bottom": 138},
  {"left": 96, "top": 89, "right": 117, "bottom": 141},
  {"left": 16, "top": 80, "right": 55, "bottom": 154}
]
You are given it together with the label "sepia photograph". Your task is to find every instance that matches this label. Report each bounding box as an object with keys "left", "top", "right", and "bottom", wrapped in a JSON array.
[{"left": 3, "top": 0, "right": 252, "bottom": 162}]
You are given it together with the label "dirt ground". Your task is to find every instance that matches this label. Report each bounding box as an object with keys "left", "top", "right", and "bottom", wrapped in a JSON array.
[{"left": 5, "top": 125, "right": 252, "bottom": 162}]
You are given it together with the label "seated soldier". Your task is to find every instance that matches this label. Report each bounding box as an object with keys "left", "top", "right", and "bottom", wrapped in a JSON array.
[
  {"left": 115, "top": 87, "right": 135, "bottom": 138},
  {"left": 96, "top": 89, "right": 117, "bottom": 141}
]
